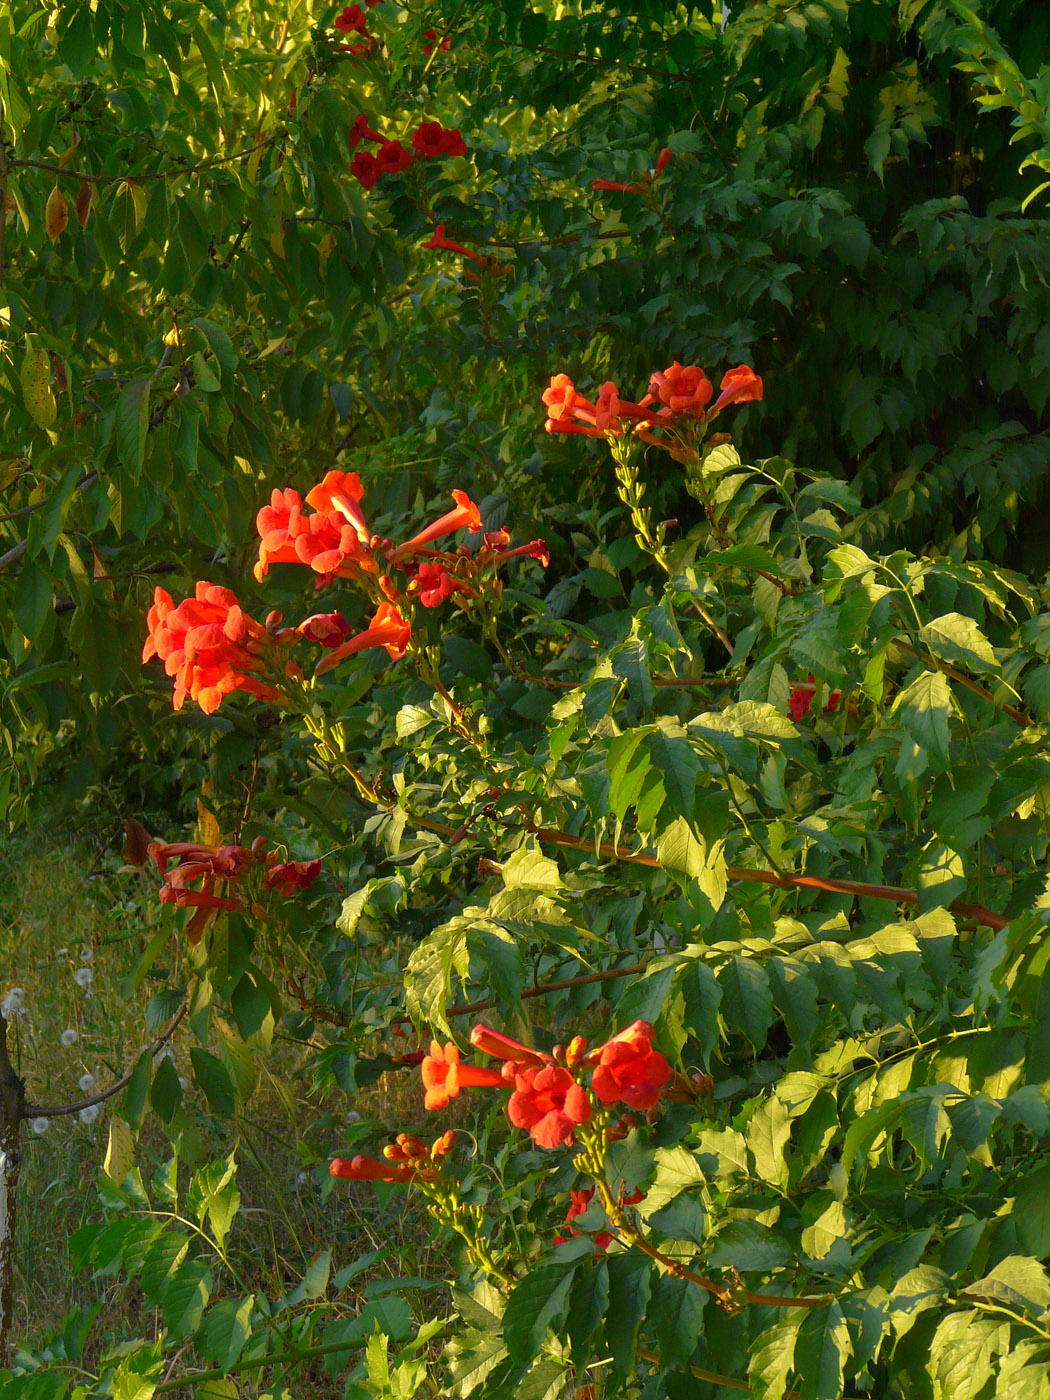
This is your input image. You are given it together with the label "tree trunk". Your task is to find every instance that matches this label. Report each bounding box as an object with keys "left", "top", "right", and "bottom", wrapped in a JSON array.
[{"left": 0, "top": 1011, "right": 25, "bottom": 1367}]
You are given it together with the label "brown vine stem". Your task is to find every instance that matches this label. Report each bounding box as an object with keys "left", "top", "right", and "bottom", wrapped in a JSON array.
[
  {"left": 589, "top": 1166, "right": 828, "bottom": 1312},
  {"left": 11, "top": 135, "right": 280, "bottom": 186},
  {"left": 526, "top": 826, "right": 1010, "bottom": 931},
  {"left": 446, "top": 962, "right": 648, "bottom": 1019}
]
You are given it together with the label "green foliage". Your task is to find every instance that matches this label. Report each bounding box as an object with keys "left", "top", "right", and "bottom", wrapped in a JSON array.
[{"left": 5, "top": 1, "right": 1050, "bottom": 1397}]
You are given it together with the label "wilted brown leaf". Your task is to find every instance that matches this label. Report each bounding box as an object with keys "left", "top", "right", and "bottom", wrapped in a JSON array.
[
  {"left": 75, "top": 180, "right": 93, "bottom": 228},
  {"left": 44, "top": 183, "right": 68, "bottom": 242}
]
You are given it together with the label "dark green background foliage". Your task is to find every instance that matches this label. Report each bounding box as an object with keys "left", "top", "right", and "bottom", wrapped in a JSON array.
[{"left": 3, "top": 3, "right": 1050, "bottom": 1399}]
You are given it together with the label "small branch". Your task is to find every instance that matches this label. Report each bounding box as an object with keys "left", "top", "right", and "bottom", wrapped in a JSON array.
[
  {"left": 894, "top": 638, "right": 1032, "bottom": 727},
  {"left": 525, "top": 826, "right": 1010, "bottom": 930},
  {"left": 0, "top": 471, "right": 97, "bottom": 527},
  {"left": 0, "top": 541, "right": 27, "bottom": 574},
  {"left": 446, "top": 962, "right": 648, "bottom": 1019},
  {"left": 11, "top": 135, "right": 280, "bottom": 187},
  {"left": 24, "top": 1001, "right": 188, "bottom": 1117}
]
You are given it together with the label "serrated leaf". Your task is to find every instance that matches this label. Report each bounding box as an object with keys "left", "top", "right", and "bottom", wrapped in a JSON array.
[
  {"left": 920, "top": 612, "right": 998, "bottom": 674},
  {"left": 20, "top": 341, "right": 57, "bottom": 429},
  {"left": 967, "top": 1256, "right": 1050, "bottom": 1315},
  {"left": 793, "top": 1302, "right": 850, "bottom": 1400},
  {"left": 891, "top": 671, "right": 952, "bottom": 770},
  {"left": 503, "top": 1261, "right": 577, "bottom": 1363},
  {"left": 720, "top": 957, "right": 773, "bottom": 1050},
  {"left": 749, "top": 1318, "right": 801, "bottom": 1400},
  {"left": 116, "top": 377, "right": 151, "bottom": 475}
]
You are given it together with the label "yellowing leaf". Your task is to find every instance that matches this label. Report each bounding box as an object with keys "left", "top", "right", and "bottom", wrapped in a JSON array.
[
  {"left": 20, "top": 340, "right": 57, "bottom": 429},
  {"left": 44, "top": 182, "right": 68, "bottom": 242},
  {"left": 104, "top": 1115, "right": 135, "bottom": 1184}
]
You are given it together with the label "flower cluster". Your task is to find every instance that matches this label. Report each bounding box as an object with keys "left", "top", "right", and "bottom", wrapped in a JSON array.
[
  {"left": 592, "top": 146, "right": 673, "bottom": 195},
  {"left": 422, "top": 29, "right": 452, "bottom": 55},
  {"left": 333, "top": 3, "right": 380, "bottom": 58},
  {"left": 789, "top": 676, "right": 843, "bottom": 723},
  {"left": 543, "top": 362, "right": 762, "bottom": 449},
  {"left": 142, "top": 583, "right": 298, "bottom": 715},
  {"left": 331, "top": 1129, "right": 457, "bottom": 1183},
  {"left": 348, "top": 112, "right": 467, "bottom": 190},
  {"left": 420, "top": 1020, "right": 673, "bottom": 1150},
  {"left": 146, "top": 835, "right": 320, "bottom": 942}
]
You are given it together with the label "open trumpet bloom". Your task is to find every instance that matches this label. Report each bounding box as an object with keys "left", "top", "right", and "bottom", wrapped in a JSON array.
[
  {"left": 386, "top": 491, "right": 483, "bottom": 564},
  {"left": 507, "top": 1062, "right": 592, "bottom": 1149},
  {"left": 421, "top": 1042, "right": 505, "bottom": 1110},
  {"left": 708, "top": 364, "right": 764, "bottom": 418},
  {"left": 585, "top": 1020, "right": 672, "bottom": 1110}
]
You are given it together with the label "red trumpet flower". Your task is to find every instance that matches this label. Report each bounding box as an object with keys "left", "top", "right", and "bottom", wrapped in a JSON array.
[
  {"left": 386, "top": 490, "right": 483, "bottom": 564},
  {"left": 421, "top": 1041, "right": 505, "bottom": 1110},
  {"left": 469, "top": 1024, "right": 550, "bottom": 1067},
  {"left": 585, "top": 1020, "right": 671, "bottom": 1110},
  {"left": 507, "top": 1062, "right": 591, "bottom": 1149},
  {"left": 142, "top": 584, "right": 291, "bottom": 716},
  {"left": 314, "top": 602, "right": 411, "bottom": 676},
  {"left": 349, "top": 113, "right": 384, "bottom": 147}
]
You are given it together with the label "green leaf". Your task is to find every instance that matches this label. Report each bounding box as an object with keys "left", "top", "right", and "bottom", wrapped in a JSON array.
[
  {"left": 197, "top": 1295, "right": 254, "bottom": 1369},
  {"left": 20, "top": 339, "right": 57, "bottom": 429},
  {"left": 749, "top": 1318, "right": 802, "bottom": 1400},
  {"left": 651, "top": 1273, "right": 706, "bottom": 1371},
  {"left": 189, "top": 1047, "right": 236, "bottom": 1118},
  {"left": 747, "top": 1095, "right": 791, "bottom": 1190},
  {"left": 966, "top": 1256, "right": 1050, "bottom": 1315},
  {"left": 12, "top": 561, "right": 52, "bottom": 644},
  {"left": 719, "top": 957, "right": 773, "bottom": 1051},
  {"left": 708, "top": 1220, "right": 792, "bottom": 1271},
  {"left": 1015, "top": 1164, "right": 1050, "bottom": 1260},
  {"left": 646, "top": 729, "right": 699, "bottom": 822},
  {"left": 116, "top": 377, "right": 151, "bottom": 475},
  {"left": 792, "top": 1302, "right": 850, "bottom": 1400},
  {"left": 929, "top": 1312, "right": 1010, "bottom": 1400},
  {"left": 162, "top": 1260, "right": 211, "bottom": 1338},
  {"left": 604, "top": 1252, "right": 652, "bottom": 1386},
  {"left": 920, "top": 612, "right": 998, "bottom": 674},
  {"left": 150, "top": 1055, "right": 182, "bottom": 1123},
  {"left": 891, "top": 671, "right": 952, "bottom": 771},
  {"left": 681, "top": 958, "right": 722, "bottom": 1061},
  {"left": 503, "top": 1261, "right": 577, "bottom": 1364},
  {"left": 444, "top": 635, "right": 493, "bottom": 681},
  {"left": 469, "top": 924, "right": 525, "bottom": 1008},
  {"left": 565, "top": 1262, "right": 608, "bottom": 1370}
]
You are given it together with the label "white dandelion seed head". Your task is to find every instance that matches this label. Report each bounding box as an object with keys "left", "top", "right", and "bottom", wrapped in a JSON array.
[
  {"left": 2, "top": 988, "right": 25, "bottom": 1016},
  {"left": 55, "top": 948, "right": 68, "bottom": 957},
  {"left": 60, "top": 1028, "right": 78, "bottom": 1046},
  {"left": 74, "top": 968, "right": 93, "bottom": 988},
  {"left": 78, "top": 1073, "right": 96, "bottom": 1093},
  {"left": 31, "top": 1117, "right": 49, "bottom": 1135},
  {"left": 78, "top": 1104, "right": 100, "bottom": 1125},
  {"left": 295, "top": 1170, "right": 309, "bottom": 1188},
  {"left": 80, "top": 948, "right": 94, "bottom": 963},
  {"left": 345, "top": 1110, "right": 361, "bottom": 1123}
]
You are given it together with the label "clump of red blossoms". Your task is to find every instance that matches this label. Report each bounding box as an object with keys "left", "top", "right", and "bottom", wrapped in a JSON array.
[
  {"left": 423, "top": 28, "right": 452, "bottom": 55},
  {"left": 146, "top": 836, "right": 320, "bottom": 942},
  {"left": 142, "top": 583, "right": 296, "bottom": 715},
  {"left": 507, "top": 1062, "right": 592, "bottom": 1149},
  {"left": 542, "top": 362, "right": 762, "bottom": 448},
  {"left": 412, "top": 122, "right": 467, "bottom": 159},
  {"left": 789, "top": 675, "right": 843, "bottom": 723}
]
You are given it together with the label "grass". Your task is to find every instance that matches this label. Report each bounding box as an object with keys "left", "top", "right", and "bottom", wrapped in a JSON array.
[{"left": 0, "top": 808, "right": 445, "bottom": 1390}]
